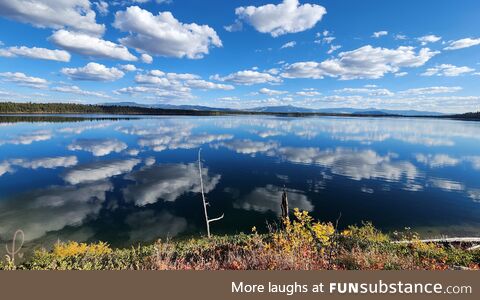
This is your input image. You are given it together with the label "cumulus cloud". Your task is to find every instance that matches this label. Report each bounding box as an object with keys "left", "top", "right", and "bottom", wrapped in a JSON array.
[
  {"left": 0, "top": 181, "right": 112, "bottom": 241},
  {"left": 0, "top": 72, "right": 48, "bottom": 88},
  {"left": 68, "top": 138, "right": 128, "bottom": 156},
  {"left": 415, "top": 154, "right": 460, "bottom": 168},
  {"left": 212, "top": 139, "right": 279, "bottom": 155},
  {"left": 444, "top": 37, "right": 480, "bottom": 50},
  {"left": 259, "top": 88, "right": 287, "bottom": 95},
  {"left": 233, "top": 185, "right": 313, "bottom": 216},
  {"left": 276, "top": 147, "right": 419, "bottom": 182},
  {"left": 52, "top": 85, "right": 110, "bottom": 98},
  {"left": 94, "top": 0, "right": 109, "bottom": 16},
  {"left": 140, "top": 53, "right": 153, "bottom": 63},
  {"left": 429, "top": 178, "right": 465, "bottom": 192},
  {"left": 0, "top": 0, "right": 105, "bottom": 36},
  {"left": 120, "top": 64, "right": 137, "bottom": 72},
  {"left": 281, "top": 45, "right": 439, "bottom": 80},
  {"left": 13, "top": 156, "right": 78, "bottom": 169},
  {"left": 327, "top": 44, "right": 341, "bottom": 54},
  {"left": 0, "top": 156, "right": 78, "bottom": 177},
  {"left": 0, "top": 46, "right": 70, "bottom": 62},
  {"left": 280, "top": 41, "right": 296, "bottom": 49},
  {"left": 0, "top": 130, "right": 52, "bottom": 146},
  {"left": 113, "top": 6, "right": 222, "bottom": 59},
  {"left": 400, "top": 86, "right": 462, "bottom": 95},
  {"left": 296, "top": 90, "right": 321, "bottom": 97},
  {"left": 50, "top": 30, "right": 137, "bottom": 61},
  {"left": 335, "top": 87, "right": 394, "bottom": 96},
  {"left": 184, "top": 79, "right": 234, "bottom": 90},
  {"left": 123, "top": 163, "right": 220, "bottom": 206},
  {"left": 61, "top": 62, "right": 125, "bottom": 81},
  {"left": 211, "top": 70, "right": 282, "bottom": 85},
  {"left": 421, "top": 64, "right": 475, "bottom": 77},
  {"left": 372, "top": 31, "right": 388, "bottom": 38},
  {"left": 63, "top": 158, "right": 140, "bottom": 184},
  {"left": 417, "top": 35, "right": 441, "bottom": 45},
  {"left": 235, "top": 0, "right": 326, "bottom": 37}
]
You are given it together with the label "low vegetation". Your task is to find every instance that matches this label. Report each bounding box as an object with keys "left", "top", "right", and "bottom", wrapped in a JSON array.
[{"left": 2, "top": 209, "right": 479, "bottom": 270}]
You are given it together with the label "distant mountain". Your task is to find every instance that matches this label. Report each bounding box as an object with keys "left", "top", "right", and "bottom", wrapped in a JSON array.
[
  {"left": 246, "top": 105, "right": 444, "bottom": 116},
  {"left": 246, "top": 105, "right": 316, "bottom": 113},
  {"left": 101, "top": 102, "right": 233, "bottom": 111},
  {"left": 101, "top": 102, "right": 444, "bottom": 116}
]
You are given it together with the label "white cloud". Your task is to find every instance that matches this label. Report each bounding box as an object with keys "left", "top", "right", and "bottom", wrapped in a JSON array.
[
  {"left": 234, "top": 185, "right": 313, "bottom": 216},
  {"left": 94, "top": 1, "right": 109, "bottom": 16},
  {"left": 394, "top": 72, "right": 408, "bottom": 77},
  {"left": 61, "top": 62, "right": 125, "bottom": 81},
  {"left": 421, "top": 64, "right": 475, "bottom": 77},
  {"left": 372, "top": 31, "right": 388, "bottom": 38},
  {"left": 50, "top": 30, "right": 137, "bottom": 61},
  {"left": 444, "top": 37, "right": 480, "bottom": 50},
  {"left": 68, "top": 138, "right": 128, "bottom": 156},
  {"left": 140, "top": 53, "right": 153, "bottom": 63},
  {"left": 417, "top": 35, "right": 441, "bottom": 45},
  {"left": 296, "top": 90, "right": 321, "bottom": 97},
  {"left": 123, "top": 163, "right": 220, "bottom": 206},
  {"left": 114, "top": 6, "right": 222, "bottom": 59},
  {"left": 0, "top": 0, "right": 105, "bottom": 36},
  {"left": 335, "top": 87, "right": 394, "bottom": 96},
  {"left": 63, "top": 159, "right": 140, "bottom": 184},
  {"left": 276, "top": 147, "right": 419, "bottom": 182},
  {"left": 52, "top": 85, "right": 110, "bottom": 98},
  {"left": 415, "top": 154, "right": 460, "bottom": 168},
  {"left": 184, "top": 79, "right": 234, "bottom": 90},
  {"left": 280, "top": 41, "right": 296, "bottom": 49},
  {"left": 0, "top": 130, "right": 52, "bottom": 146},
  {"left": 120, "top": 64, "right": 137, "bottom": 72},
  {"left": 212, "top": 139, "right": 278, "bottom": 155},
  {"left": 0, "top": 46, "right": 70, "bottom": 62},
  {"left": 235, "top": 0, "right": 326, "bottom": 37},
  {"left": 327, "top": 44, "right": 341, "bottom": 54},
  {"left": 211, "top": 70, "right": 282, "bottom": 85},
  {"left": 0, "top": 72, "right": 48, "bottom": 88},
  {"left": 0, "top": 180, "right": 112, "bottom": 241},
  {"left": 259, "top": 88, "right": 287, "bottom": 95},
  {"left": 282, "top": 45, "right": 439, "bottom": 80},
  {"left": 400, "top": 86, "right": 462, "bottom": 95},
  {"left": 224, "top": 20, "right": 243, "bottom": 32},
  {"left": 0, "top": 156, "right": 78, "bottom": 177},
  {"left": 429, "top": 178, "right": 464, "bottom": 192}
]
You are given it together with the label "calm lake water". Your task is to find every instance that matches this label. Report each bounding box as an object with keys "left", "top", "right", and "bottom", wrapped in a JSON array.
[{"left": 1, "top": 115, "right": 479, "bottom": 251}]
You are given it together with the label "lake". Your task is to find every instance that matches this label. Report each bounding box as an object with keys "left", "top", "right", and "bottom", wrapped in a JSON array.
[{"left": 0, "top": 115, "right": 479, "bottom": 252}]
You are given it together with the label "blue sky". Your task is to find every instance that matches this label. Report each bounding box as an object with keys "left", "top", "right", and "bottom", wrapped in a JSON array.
[{"left": 0, "top": 0, "right": 479, "bottom": 113}]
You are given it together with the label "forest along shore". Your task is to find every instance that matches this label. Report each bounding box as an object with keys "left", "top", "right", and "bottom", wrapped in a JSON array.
[{"left": 1, "top": 102, "right": 479, "bottom": 119}]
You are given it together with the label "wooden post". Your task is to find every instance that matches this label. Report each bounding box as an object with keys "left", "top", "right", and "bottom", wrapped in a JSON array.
[{"left": 281, "top": 186, "right": 289, "bottom": 220}]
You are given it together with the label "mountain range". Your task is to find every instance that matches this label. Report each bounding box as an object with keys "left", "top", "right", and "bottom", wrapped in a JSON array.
[{"left": 101, "top": 102, "right": 444, "bottom": 116}]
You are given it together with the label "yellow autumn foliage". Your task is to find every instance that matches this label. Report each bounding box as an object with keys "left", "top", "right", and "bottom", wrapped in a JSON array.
[{"left": 52, "top": 241, "right": 112, "bottom": 258}]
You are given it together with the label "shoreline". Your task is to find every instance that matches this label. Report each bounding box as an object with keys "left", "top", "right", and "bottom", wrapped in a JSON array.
[
  {"left": 1, "top": 102, "right": 479, "bottom": 120},
  {"left": 2, "top": 211, "right": 479, "bottom": 270}
]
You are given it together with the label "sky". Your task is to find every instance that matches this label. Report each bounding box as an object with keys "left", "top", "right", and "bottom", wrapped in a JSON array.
[{"left": 0, "top": 0, "right": 479, "bottom": 113}]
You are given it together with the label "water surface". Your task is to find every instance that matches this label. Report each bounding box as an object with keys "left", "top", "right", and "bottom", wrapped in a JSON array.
[{"left": 1, "top": 115, "right": 479, "bottom": 252}]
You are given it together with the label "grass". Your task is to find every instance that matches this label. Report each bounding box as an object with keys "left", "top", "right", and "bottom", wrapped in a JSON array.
[{"left": 2, "top": 209, "right": 479, "bottom": 270}]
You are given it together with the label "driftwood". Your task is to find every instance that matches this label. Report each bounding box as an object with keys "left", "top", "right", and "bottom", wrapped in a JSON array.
[
  {"left": 393, "top": 237, "right": 480, "bottom": 251},
  {"left": 393, "top": 237, "right": 480, "bottom": 244}
]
